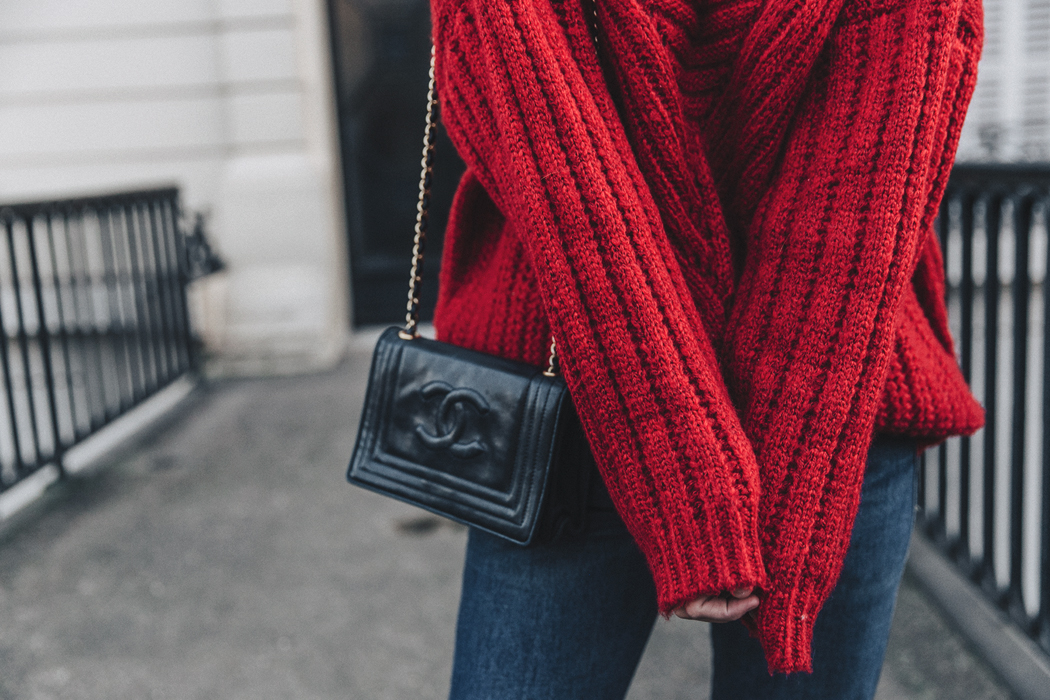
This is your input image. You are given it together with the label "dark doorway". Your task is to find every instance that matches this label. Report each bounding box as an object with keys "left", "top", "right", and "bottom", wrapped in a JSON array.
[{"left": 327, "top": 0, "right": 465, "bottom": 326}]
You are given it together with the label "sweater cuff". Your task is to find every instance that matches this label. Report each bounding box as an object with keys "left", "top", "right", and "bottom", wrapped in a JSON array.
[
  {"left": 641, "top": 502, "right": 768, "bottom": 616},
  {"left": 756, "top": 581, "right": 823, "bottom": 674}
]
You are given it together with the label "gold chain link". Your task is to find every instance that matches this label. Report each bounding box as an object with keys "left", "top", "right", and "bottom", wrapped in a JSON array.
[
  {"left": 401, "top": 45, "right": 558, "bottom": 376},
  {"left": 400, "top": 46, "right": 439, "bottom": 340},
  {"left": 542, "top": 338, "right": 558, "bottom": 377}
]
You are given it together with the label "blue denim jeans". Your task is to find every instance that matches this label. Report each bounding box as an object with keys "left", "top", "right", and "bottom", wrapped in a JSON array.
[{"left": 448, "top": 435, "right": 917, "bottom": 700}]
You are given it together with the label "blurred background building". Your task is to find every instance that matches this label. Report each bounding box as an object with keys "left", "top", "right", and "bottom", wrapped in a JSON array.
[{"left": 1, "top": 0, "right": 348, "bottom": 376}]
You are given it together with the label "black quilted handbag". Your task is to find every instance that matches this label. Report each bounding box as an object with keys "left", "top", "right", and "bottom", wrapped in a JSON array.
[{"left": 346, "top": 49, "right": 589, "bottom": 545}]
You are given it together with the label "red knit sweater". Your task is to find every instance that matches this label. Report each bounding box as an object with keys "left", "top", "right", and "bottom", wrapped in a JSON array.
[{"left": 430, "top": 0, "right": 985, "bottom": 673}]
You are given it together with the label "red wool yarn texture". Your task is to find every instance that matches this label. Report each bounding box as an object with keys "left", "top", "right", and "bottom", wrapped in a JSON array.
[{"left": 429, "top": 0, "right": 985, "bottom": 673}]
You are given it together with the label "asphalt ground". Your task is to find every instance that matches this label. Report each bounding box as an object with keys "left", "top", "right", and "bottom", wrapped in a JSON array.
[{"left": 0, "top": 353, "right": 1015, "bottom": 699}]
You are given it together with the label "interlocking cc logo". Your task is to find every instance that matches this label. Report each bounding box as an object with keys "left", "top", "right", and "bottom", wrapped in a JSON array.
[{"left": 414, "top": 381, "right": 490, "bottom": 458}]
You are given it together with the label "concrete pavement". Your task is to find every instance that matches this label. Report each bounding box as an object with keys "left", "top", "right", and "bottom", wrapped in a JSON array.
[{"left": 0, "top": 352, "right": 1015, "bottom": 699}]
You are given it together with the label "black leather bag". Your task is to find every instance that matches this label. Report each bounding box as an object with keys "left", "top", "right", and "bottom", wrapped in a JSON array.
[
  {"left": 348, "top": 328, "right": 589, "bottom": 544},
  {"left": 346, "top": 49, "right": 589, "bottom": 545}
]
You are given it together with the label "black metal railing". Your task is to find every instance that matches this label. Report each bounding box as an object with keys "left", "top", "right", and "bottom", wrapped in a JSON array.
[
  {"left": 921, "top": 163, "right": 1050, "bottom": 655},
  {"left": 0, "top": 188, "right": 207, "bottom": 493}
]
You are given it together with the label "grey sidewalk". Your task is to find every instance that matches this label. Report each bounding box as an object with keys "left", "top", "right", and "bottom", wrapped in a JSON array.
[{"left": 0, "top": 353, "right": 1015, "bottom": 699}]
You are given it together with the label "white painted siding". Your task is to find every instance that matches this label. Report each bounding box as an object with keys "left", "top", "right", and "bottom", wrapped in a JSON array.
[
  {"left": 0, "top": 4, "right": 302, "bottom": 202},
  {"left": 0, "top": 0, "right": 349, "bottom": 374}
]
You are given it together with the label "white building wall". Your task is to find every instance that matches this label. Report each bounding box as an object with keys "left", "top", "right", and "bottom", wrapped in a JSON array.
[
  {"left": 0, "top": 0, "right": 350, "bottom": 375},
  {"left": 958, "top": 0, "right": 1050, "bottom": 162}
]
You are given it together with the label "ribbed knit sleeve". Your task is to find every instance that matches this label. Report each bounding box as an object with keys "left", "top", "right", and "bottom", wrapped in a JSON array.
[
  {"left": 722, "top": 0, "right": 983, "bottom": 672},
  {"left": 431, "top": 0, "right": 767, "bottom": 611}
]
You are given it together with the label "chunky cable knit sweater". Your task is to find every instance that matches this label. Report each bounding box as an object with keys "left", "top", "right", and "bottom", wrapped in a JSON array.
[{"left": 430, "top": 0, "right": 985, "bottom": 673}]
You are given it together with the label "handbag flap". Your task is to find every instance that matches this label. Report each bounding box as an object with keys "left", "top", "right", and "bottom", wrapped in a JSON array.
[{"left": 348, "top": 327, "right": 573, "bottom": 544}]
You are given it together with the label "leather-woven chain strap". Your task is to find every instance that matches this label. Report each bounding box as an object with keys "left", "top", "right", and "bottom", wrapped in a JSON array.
[{"left": 400, "top": 46, "right": 559, "bottom": 378}]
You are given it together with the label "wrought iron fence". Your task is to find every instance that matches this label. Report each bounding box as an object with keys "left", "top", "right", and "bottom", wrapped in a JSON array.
[
  {"left": 921, "top": 163, "right": 1050, "bottom": 656},
  {"left": 0, "top": 188, "right": 205, "bottom": 494}
]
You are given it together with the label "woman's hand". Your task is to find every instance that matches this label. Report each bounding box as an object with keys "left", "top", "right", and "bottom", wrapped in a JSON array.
[{"left": 672, "top": 587, "right": 760, "bottom": 623}]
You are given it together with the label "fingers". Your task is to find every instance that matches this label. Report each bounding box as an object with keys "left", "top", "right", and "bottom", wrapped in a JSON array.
[{"left": 672, "top": 591, "right": 760, "bottom": 623}]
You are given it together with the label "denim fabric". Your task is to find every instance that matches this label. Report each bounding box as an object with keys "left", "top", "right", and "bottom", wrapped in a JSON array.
[
  {"left": 447, "top": 498, "right": 658, "bottom": 699},
  {"left": 710, "top": 435, "right": 918, "bottom": 700},
  {"left": 448, "top": 435, "right": 917, "bottom": 700}
]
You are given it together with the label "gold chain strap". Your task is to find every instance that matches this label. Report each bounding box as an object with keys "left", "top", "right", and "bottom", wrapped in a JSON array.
[
  {"left": 585, "top": 0, "right": 600, "bottom": 53},
  {"left": 401, "top": 46, "right": 559, "bottom": 377},
  {"left": 399, "top": 46, "right": 439, "bottom": 341}
]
